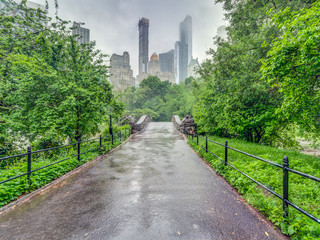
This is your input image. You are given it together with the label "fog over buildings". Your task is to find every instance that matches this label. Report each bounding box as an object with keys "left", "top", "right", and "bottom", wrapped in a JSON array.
[
  {"left": 22, "top": 0, "right": 226, "bottom": 89},
  {"left": 29, "top": 0, "right": 225, "bottom": 72}
]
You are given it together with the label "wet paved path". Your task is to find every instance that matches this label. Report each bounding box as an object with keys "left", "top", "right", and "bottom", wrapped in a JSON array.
[{"left": 0, "top": 122, "right": 285, "bottom": 240}]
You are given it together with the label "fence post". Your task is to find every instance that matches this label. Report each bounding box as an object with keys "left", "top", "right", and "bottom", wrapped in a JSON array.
[
  {"left": 206, "top": 135, "right": 208, "bottom": 153},
  {"left": 120, "top": 131, "right": 122, "bottom": 142},
  {"left": 27, "top": 146, "right": 31, "bottom": 185},
  {"left": 225, "top": 140, "right": 228, "bottom": 166},
  {"left": 109, "top": 115, "right": 113, "bottom": 145},
  {"left": 78, "top": 138, "right": 81, "bottom": 161},
  {"left": 283, "top": 156, "right": 289, "bottom": 220},
  {"left": 100, "top": 135, "right": 102, "bottom": 148},
  {"left": 112, "top": 133, "right": 114, "bottom": 145},
  {"left": 197, "top": 134, "right": 199, "bottom": 145}
]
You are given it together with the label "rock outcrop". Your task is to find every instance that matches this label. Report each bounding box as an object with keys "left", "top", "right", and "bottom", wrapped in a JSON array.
[{"left": 172, "top": 115, "right": 196, "bottom": 134}]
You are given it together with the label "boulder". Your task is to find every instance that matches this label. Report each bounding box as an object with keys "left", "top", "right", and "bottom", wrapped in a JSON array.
[{"left": 120, "top": 115, "right": 136, "bottom": 127}]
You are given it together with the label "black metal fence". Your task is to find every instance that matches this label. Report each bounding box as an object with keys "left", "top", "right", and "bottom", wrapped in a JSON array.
[
  {"left": 0, "top": 128, "right": 131, "bottom": 186},
  {"left": 186, "top": 132, "right": 320, "bottom": 224}
]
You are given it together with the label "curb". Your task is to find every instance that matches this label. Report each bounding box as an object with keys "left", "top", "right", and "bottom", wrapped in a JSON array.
[{"left": 0, "top": 134, "right": 133, "bottom": 215}]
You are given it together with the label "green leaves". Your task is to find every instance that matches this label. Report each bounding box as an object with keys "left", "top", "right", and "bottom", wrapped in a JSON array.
[
  {"left": 193, "top": 0, "right": 318, "bottom": 146},
  {"left": 120, "top": 76, "right": 196, "bottom": 121},
  {"left": 0, "top": 0, "right": 114, "bottom": 145},
  {"left": 261, "top": 1, "right": 320, "bottom": 135}
]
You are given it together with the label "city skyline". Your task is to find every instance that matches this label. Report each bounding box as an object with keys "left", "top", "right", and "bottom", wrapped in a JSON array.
[{"left": 25, "top": 0, "right": 226, "bottom": 76}]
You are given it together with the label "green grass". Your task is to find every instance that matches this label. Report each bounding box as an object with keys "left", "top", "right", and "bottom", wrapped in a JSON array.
[
  {"left": 188, "top": 135, "right": 320, "bottom": 240},
  {"left": 0, "top": 133, "right": 129, "bottom": 209}
]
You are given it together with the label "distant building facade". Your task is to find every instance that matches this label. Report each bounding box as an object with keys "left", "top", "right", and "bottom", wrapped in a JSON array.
[
  {"left": 148, "top": 52, "right": 175, "bottom": 84},
  {"left": 110, "top": 51, "right": 135, "bottom": 91},
  {"left": 179, "top": 15, "right": 192, "bottom": 65},
  {"left": 138, "top": 17, "right": 149, "bottom": 76},
  {"left": 159, "top": 49, "right": 174, "bottom": 74},
  {"left": 148, "top": 52, "right": 161, "bottom": 76},
  {"left": 72, "top": 21, "right": 90, "bottom": 44},
  {"left": 187, "top": 57, "right": 200, "bottom": 79},
  {"left": 175, "top": 15, "right": 192, "bottom": 84},
  {"left": 174, "top": 41, "right": 188, "bottom": 84},
  {"left": 1, "top": 0, "right": 45, "bottom": 16},
  {"left": 136, "top": 53, "right": 175, "bottom": 85}
]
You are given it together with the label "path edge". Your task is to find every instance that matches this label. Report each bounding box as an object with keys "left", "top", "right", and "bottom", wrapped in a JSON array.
[
  {"left": 181, "top": 133, "right": 289, "bottom": 240},
  {"left": 0, "top": 134, "right": 133, "bottom": 216}
]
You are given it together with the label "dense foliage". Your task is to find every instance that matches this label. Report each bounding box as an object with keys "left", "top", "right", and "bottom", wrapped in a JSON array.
[
  {"left": 193, "top": 0, "right": 318, "bottom": 148},
  {"left": 186, "top": 1, "right": 320, "bottom": 239},
  {"left": 0, "top": 0, "right": 122, "bottom": 155},
  {"left": 120, "top": 76, "right": 196, "bottom": 121},
  {"left": 261, "top": 2, "right": 320, "bottom": 138}
]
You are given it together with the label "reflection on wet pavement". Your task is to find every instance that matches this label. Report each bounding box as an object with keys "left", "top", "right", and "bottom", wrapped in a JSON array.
[{"left": 0, "top": 122, "right": 285, "bottom": 240}]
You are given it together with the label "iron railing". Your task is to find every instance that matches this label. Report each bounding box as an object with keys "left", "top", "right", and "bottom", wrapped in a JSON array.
[
  {"left": 186, "top": 132, "right": 320, "bottom": 224},
  {"left": 0, "top": 128, "right": 131, "bottom": 186}
]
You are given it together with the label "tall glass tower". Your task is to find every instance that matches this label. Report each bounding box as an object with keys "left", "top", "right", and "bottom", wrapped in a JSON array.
[
  {"left": 180, "top": 15, "right": 192, "bottom": 65},
  {"left": 138, "top": 17, "right": 149, "bottom": 75},
  {"left": 175, "top": 15, "right": 192, "bottom": 83}
]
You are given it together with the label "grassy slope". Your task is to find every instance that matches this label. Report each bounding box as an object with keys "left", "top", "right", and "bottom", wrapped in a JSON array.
[{"left": 188, "top": 135, "right": 320, "bottom": 240}]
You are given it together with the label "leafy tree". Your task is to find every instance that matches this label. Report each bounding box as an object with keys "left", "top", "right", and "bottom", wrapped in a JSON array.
[
  {"left": 0, "top": 0, "right": 115, "bottom": 147},
  {"left": 193, "top": 0, "right": 315, "bottom": 146},
  {"left": 120, "top": 75, "right": 196, "bottom": 121},
  {"left": 261, "top": 2, "right": 320, "bottom": 136},
  {"left": 0, "top": 0, "right": 50, "bottom": 151}
]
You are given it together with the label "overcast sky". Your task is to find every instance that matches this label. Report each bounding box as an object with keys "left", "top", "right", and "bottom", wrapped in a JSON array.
[{"left": 30, "top": 0, "right": 226, "bottom": 76}]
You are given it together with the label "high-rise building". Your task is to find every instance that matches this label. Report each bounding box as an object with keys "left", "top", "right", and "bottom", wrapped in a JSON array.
[
  {"left": 159, "top": 49, "right": 174, "bottom": 74},
  {"left": 174, "top": 41, "right": 188, "bottom": 84},
  {"left": 148, "top": 53, "right": 175, "bottom": 84},
  {"left": 180, "top": 15, "right": 192, "bottom": 65},
  {"left": 148, "top": 52, "right": 161, "bottom": 76},
  {"left": 188, "top": 57, "right": 200, "bottom": 79},
  {"left": 72, "top": 21, "right": 90, "bottom": 44},
  {"left": 138, "top": 17, "right": 149, "bottom": 76},
  {"left": 175, "top": 15, "right": 192, "bottom": 84},
  {"left": 110, "top": 51, "right": 135, "bottom": 91}
]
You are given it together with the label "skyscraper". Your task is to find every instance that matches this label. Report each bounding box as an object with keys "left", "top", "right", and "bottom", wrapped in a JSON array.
[
  {"left": 159, "top": 49, "right": 174, "bottom": 74},
  {"left": 180, "top": 15, "right": 192, "bottom": 65},
  {"left": 174, "top": 41, "right": 188, "bottom": 84},
  {"left": 175, "top": 15, "right": 192, "bottom": 84},
  {"left": 110, "top": 51, "right": 135, "bottom": 91},
  {"left": 72, "top": 21, "right": 90, "bottom": 44},
  {"left": 138, "top": 17, "right": 149, "bottom": 75}
]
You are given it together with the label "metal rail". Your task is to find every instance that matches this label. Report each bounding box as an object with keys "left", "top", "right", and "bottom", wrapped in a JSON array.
[
  {"left": 0, "top": 128, "right": 131, "bottom": 186},
  {"left": 186, "top": 132, "right": 320, "bottom": 224}
]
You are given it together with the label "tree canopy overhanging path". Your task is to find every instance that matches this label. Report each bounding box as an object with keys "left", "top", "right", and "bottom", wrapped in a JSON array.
[{"left": 0, "top": 122, "right": 286, "bottom": 240}]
